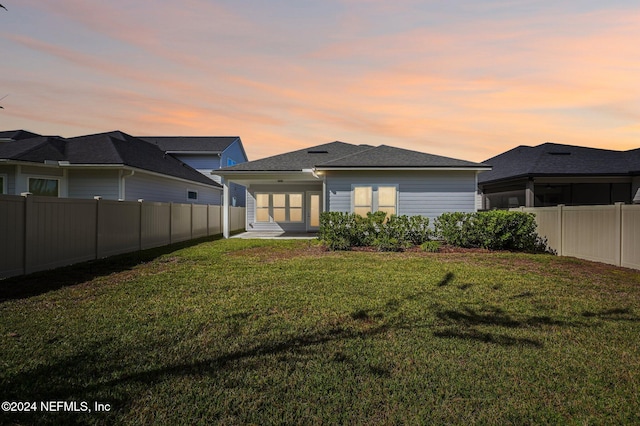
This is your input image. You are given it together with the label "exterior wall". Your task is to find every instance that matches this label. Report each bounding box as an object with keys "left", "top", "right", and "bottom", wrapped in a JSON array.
[
  {"left": 325, "top": 170, "right": 478, "bottom": 222},
  {"left": 0, "top": 165, "right": 16, "bottom": 194},
  {"left": 67, "top": 169, "right": 120, "bottom": 200},
  {"left": 15, "top": 165, "right": 67, "bottom": 196},
  {"left": 124, "top": 172, "right": 221, "bottom": 205},
  {"left": 246, "top": 183, "right": 322, "bottom": 232},
  {"left": 220, "top": 141, "right": 248, "bottom": 207},
  {"left": 174, "top": 154, "right": 221, "bottom": 179}
]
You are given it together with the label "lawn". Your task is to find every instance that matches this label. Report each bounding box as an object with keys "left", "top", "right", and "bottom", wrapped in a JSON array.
[{"left": 1, "top": 238, "right": 639, "bottom": 425}]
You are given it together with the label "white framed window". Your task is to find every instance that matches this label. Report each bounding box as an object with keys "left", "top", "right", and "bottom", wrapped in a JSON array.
[
  {"left": 255, "top": 192, "right": 304, "bottom": 223},
  {"left": 352, "top": 185, "right": 398, "bottom": 218},
  {"left": 28, "top": 177, "right": 60, "bottom": 197},
  {"left": 353, "top": 186, "right": 373, "bottom": 217},
  {"left": 187, "top": 190, "right": 198, "bottom": 201}
]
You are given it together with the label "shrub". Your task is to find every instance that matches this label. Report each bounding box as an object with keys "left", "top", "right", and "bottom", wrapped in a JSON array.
[
  {"left": 319, "top": 212, "right": 432, "bottom": 251},
  {"left": 434, "top": 210, "right": 549, "bottom": 252},
  {"left": 420, "top": 240, "right": 441, "bottom": 253}
]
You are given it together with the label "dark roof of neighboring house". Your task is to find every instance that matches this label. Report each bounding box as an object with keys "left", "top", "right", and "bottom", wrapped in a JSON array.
[
  {"left": 0, "top": 130, "right": 220, "bottom": 188},
  {"left": 0, "top": 129, "right": 43, "bottom": 141},
  {"left": 139, "top": 136, "right": 241, "bottom": 153},
  {"left": 219, "top": 141, "right": 488, "bottom": 172},
  {"left": 479, "top": 142, "right": 640, "bottom": 185}
]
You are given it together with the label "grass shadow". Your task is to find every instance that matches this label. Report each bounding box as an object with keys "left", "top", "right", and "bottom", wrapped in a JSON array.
[{"left": 0, "top": 235, "right": 222, "bottom": 303}]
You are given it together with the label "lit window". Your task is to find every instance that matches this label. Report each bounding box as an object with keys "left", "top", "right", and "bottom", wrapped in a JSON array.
[
  {"left": 256, "top": 193, "right": 270, "bottom": 222},
  {"left": 255, "top": 193, "right": 304, "bottom": 223},
  {"left": 378, "top": 186, "right": 397, "bottom": 217},
  {"left": 29, "top": 178, "right": 59, "bottom": 197},
  {"left": 353, "top": 185, "right": 397, "bottom": 217},
  {"left": 353, "top": 186, "right": 372, "bottom": 217}
]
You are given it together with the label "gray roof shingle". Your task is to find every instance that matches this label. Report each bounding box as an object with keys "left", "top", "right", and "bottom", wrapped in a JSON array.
[
  {"left": 139, "top": 136, "right": 240, "bottom": 153},
  {"left": 0, "top": 130, "right": 220, "bottom": 188},
  {"left": 479, "top": 142, "right": 640, "bottom": 184},
  {"left": 220, "top": 141, "right": 488, "bottom": 172}
]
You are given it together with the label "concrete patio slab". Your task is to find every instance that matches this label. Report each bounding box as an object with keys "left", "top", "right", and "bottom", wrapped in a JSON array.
[{"left": 230, "top": 231, "right": 318, "bottom": 240}]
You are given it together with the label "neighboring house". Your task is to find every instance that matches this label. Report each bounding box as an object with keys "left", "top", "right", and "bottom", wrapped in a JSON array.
[
  {"left": 478, "top": 142, "right": 640, "bottom": 209},
  {"left": 139, "top": 136, "right": 248, "bottom": 206},
  {"left": 0, "top": 130, "right": 222, "bottom": 204},
  {"left": 214, "top": 141, "right": 490, "bottom": 237}
]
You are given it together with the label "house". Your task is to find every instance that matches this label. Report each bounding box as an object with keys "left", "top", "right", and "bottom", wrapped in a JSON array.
[
  {"left": 214, "top": 141, "right": 491, "bottom": 237},
  {"left": 0, "top": 130, "right": 223, "bottom": 204},
  {"left": 478, "top": 143, "right": 640, "bottom": 209},
  {"left": 139, "top": 136, "right": 248, "bottom": 206}
]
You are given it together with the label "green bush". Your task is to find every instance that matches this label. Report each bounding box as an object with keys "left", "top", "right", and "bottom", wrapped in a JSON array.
[
  {"left": 434, "top": 210, "right": 549, "bottom": 252},
  {"left": 420, "top": 240, "right": 441, "bottom": 252},
  {"left": 319, "top": 212, "right": 431, "bottom": 251}
]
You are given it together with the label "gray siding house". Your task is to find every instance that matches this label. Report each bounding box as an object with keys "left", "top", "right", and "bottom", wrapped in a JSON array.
[
  {"left": 139, "top": 136, "right": 248, "bottom": 206},
  {"left": 214, "top": 142, "right": 490, "bottom": 237},
  {"left": 0, "top": 130, "right": 222, "bottom": 204},
  {"left": 479, "top": 143, "right": 640, "bottom": 209}
]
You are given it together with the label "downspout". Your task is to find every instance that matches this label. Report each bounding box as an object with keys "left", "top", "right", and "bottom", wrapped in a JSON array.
[{"left": 119, "top": 170, "right": 135, "bottom": 201}]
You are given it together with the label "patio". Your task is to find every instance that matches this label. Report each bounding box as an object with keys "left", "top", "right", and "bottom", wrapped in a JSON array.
[{"left": 230, "top": 231, "right": 318, "bottom": 240}]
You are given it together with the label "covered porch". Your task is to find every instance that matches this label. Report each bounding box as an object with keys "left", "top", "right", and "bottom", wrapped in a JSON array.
[{"left": 217, "top": 170, "right": 325, "bottom": 238}]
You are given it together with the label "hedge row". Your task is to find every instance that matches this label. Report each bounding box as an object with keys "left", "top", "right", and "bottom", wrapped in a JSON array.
[{"left": 318, "top": 210, "right": 550, "bottom": 253}]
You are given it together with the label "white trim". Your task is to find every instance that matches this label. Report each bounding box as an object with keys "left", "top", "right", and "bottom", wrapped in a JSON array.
[
  {"left": 316, "top": 167, "right": 492, "bottom": 172},
  {"left": 351, "top": 184, "right": 399, "bottom": 215},
  {"left": 27, "top": 176, "right": 61, "bottom": 197},
  {"left": 187, "top": 189, "right": 199, "bottom": 201},
  {"left": 254, "top": 192, "right": 305, "bottom": 224}
]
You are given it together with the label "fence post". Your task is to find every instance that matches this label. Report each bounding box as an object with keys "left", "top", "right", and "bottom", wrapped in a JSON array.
[
  {"left": 190, "top": 203, "right": 194, "bottom": 240},
  {"left": 22, "top": 193, "right": 33, "bottom": 276},
  {"left": 615, "top": 202, "right": 623, "bottom": 267},
  {"left": 206, "top": 204, "right": 210, "bottom": 236},
  {"left": 94, "top": 196, "right": 102, "bottom": 259},
  {"left": 138, "top": 199, "right": 144, "bottom": 251},
  {"left": 557, "top": 204, "right": 564, "bottom": 257},
  {"left": 169, "top": 202, "right": 173, "bottom": 245}
]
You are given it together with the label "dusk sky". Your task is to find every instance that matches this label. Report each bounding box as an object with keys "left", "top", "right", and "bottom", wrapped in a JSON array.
[{"left": 1, "top": 1, "right": 639, "bottom": 162}]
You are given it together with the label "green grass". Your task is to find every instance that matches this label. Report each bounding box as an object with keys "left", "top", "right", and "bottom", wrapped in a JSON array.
[{"left": 1, "top": 238, "right": 639, "bottom": 425}]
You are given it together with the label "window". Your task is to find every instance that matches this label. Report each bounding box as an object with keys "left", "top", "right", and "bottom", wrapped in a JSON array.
[
  {"left": 353, "top": 186, "right": 372, "bottom": 216},
  {"left": 187, "top": 190, "right": 198, "bottom": 201},
  {"left": 378, "top": 186, "right": 397, "bottom": 216},
  {"left": 255, "top": 193, "right": 304, "bottom": 223},
  {"left": 352, "top": 185, "right": 397, "bottom": 218},
  {"left": 28, "top": 178, "right": 59, "bottom": 197},
  {"left": 0, "top": 175, "right": 5, "bottom": 194},
  {"left": 227, "top": 158, "right": 237, "bottom": 167}
]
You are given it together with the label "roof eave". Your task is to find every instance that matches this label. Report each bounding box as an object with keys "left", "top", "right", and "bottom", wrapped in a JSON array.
[{"left": 314, "top": 166, "right": 492, "bottom": 171}]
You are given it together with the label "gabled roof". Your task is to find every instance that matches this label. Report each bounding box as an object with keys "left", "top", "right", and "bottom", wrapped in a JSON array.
[
  {"left": 479, "top": 142, "right": 640, "bottom": 185},
  {"left": 66, "top": 131, "right": 220, "bottom": 187},
  {"left": 139, "top": 136, "right": 240, "bottom": 153},
  {"left": 218, "top": 141, "right": 488, "bottom": 172},
  {"left": 0, "top": 130, "right": 220, "bottom": 188},
  {"left": 317, "top": 144, "right": 488, "bottom": 169},
  {"left": 219, "top": 141, "right": 369, "bottom": 171}
]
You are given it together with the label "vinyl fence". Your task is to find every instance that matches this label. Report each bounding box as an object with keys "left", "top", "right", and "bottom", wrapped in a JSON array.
[
  {"left": 0, "top": 194, "right": 246, "bottom": 279},
  {"left": 512, "top": 203, "right": 640, "bottom": 270}
]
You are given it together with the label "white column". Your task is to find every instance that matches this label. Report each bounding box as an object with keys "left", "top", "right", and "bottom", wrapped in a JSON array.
[{"left": 222, "top": 178, "right": 230, "bottom": 238}]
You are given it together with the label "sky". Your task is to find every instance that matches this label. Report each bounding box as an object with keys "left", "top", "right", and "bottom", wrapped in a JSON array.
[{"left": 1, "top": 1, "right": 639, "bottom": 162}]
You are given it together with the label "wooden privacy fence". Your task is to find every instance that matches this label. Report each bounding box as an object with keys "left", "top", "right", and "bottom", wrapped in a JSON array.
[
  {"left": 512, "top": 203, "right": 640, "bottom": 270},
  {"left": 0, "top": 194, "right": 246, "bottom": 279}
]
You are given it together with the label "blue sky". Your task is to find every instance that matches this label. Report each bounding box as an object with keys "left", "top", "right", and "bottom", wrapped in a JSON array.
[{"left": 1, "top": 0, "right": 639, "bottom": 161}]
